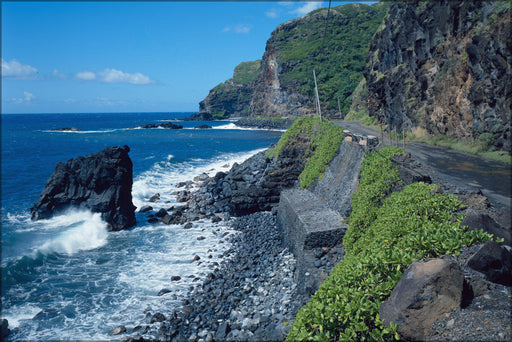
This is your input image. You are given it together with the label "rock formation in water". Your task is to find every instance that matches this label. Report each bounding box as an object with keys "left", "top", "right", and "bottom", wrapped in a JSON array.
[{"left": 30, "top": 145, "right": 136, "bottom": 231}]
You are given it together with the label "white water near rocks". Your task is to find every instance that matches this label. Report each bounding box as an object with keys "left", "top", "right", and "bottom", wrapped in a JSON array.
[{"left": 1, "top": 113, "right": 282, "bottom": 341}]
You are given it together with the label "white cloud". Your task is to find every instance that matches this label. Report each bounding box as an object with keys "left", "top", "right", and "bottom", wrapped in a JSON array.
[
  {"left": 74, "top": 69, "right": 152, "bottom": 84},
  {"left": 52, "top": 69, "right": 67, "bottom": 80},
  {"left": 292, "top": 1, "right": 323, "bottom": 16},
  {"left": 75, "top": 71, "right": 97, "bottom": 81},
  {"left": 222, "top": 24, "right": 252, "bottom": 34},
  {"left": 266, "top": 9, "right": 279, "bottom": 18},
  {"left": 98, "top": 68, "right": 152, "bottom": 84},
  {"left": 24, "top": 91, "right": 35, "bottom": 102},
  {"left": 2, "top": 59, "right": 38, "bottom": 79},
  {"left": 9, "top": 91, "right": 35, "bottom": 104}
]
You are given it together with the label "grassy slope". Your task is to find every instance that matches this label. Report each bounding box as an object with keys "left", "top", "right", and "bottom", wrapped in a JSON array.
[{"left": 274, "top": 2, "right": 390, "bottom": 114}]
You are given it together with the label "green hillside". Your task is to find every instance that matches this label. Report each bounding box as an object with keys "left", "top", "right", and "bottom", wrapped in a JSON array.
[{"left": 274, "top": 2, "right": 390, "bottom": 115}]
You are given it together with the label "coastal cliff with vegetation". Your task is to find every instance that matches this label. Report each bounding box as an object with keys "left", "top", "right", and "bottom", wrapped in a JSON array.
[
  {"left": 194, "top": 0, "right": 511, "bottom": 159},
  {"left": 194, "top": 2, "right": 389, "bottom": 120}
]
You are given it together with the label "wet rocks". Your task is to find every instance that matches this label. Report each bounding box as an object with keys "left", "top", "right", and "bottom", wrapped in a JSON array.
[
  {"left": 134, "top": 122, "right": 183, "bottom": 129},
  {"left": 30, "top": 145, "right": 136, "bottom": 231},
  {"left": 149, "top": 193, "right": 160, "bottom": 203},
  {"left": 134, "top": 212, "right": 302, "bottom": 342},
  {"left": 150, "top": 313, "right": 166, "bottom": 324},
  {"left": 109, "top": 325, "right": 127, "bottom": 336},
  {"left": 2, "top": 319, "right": 10, "bottom": 340}
]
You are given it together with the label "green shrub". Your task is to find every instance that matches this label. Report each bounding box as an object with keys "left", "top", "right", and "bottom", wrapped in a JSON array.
[
  {"left": 266, "top": 116, "right": 344, "bottom": 188},
  {"left": 287, "top": 148, "right": 495, "bottom": 342}
]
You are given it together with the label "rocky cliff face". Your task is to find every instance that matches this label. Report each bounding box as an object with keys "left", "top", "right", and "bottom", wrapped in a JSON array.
[
  {"left": 365, "top": 1, "right": 511, "bottom": 153},
  {"left": 195, "top": 61, "right": 260, "bottom": 120},
  {"left": 31, "top": 146, "right": 136, "bottom": 231}
]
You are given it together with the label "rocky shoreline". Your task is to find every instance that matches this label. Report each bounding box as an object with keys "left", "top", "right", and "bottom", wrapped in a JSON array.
[{"left": 123, "top": 210, "right": 344, "bottom": 342}]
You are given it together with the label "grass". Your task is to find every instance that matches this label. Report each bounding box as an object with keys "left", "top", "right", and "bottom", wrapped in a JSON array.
[{"left": 286, "top": 147, "right": 497, "bottom": 341}]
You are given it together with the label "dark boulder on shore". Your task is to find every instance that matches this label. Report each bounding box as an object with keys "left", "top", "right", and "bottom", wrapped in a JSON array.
[{"left": 30, "top": 145, "right": 136, "bottom": 231}]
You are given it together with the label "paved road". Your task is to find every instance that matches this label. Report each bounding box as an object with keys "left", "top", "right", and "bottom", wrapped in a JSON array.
[{"left": 333, "top": 120, "right": 511, "bottom": 210}]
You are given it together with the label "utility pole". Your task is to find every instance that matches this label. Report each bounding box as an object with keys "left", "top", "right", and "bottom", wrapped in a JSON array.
[
  {"left": 337, "top": 97, "right": 342, "bottom": 118},
  {"left": 403, "top": 128, "right": 406, "bottom": 152},
  {"left": 313, "top": 70, "right": 322, "bottom": 121}
]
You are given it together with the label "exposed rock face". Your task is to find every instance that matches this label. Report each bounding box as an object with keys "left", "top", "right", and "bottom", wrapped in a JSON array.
[
  {"left": 31, "top": 145, "right": 136, "bottom": 231},
  {"left": 380, "top": 258, "right": 464, "bottom": 341},
  {"left": 365, "top": 1, "right": 511, "bottom": 153},
  {"left": 194, "top": 61, "right": 261, "bottom": 120},
  {"left": 198, "top": 80, "right": 254, "bottom": 119}
]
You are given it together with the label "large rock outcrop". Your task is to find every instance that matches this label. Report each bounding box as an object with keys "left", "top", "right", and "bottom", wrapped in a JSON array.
[
  {"left": 380, "top": 258, "right": 464, "bottom": 341},
  {"left": 31, "top": 145, "right": 136, "bottom": 231},
  {"left": 365, "top": 1, "right": 511, "bottom": 153},
  {"left": 193, "top": 61, "right": 261, "bottom": 120}
]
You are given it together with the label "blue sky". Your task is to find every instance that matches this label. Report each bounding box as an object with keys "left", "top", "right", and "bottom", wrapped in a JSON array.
[{"left": 2, "top": 1, "right": 371, "bottom": 114}]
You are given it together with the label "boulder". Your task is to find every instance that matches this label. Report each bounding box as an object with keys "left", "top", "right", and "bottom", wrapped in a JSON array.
[
  {"left": 461, "top": 213, "right": 511, "bottom": 246},
  {"left": 155, "top": 208, "right": 168, "bottom": 217},
  {"left": 466, "top": 241, "right": 512, "bottom": 286},
  {"left": 2, "top": 319, "right": 9, "bottom": 340},
  {"left": 109, "top": 325, "right": 127, "bottom": 336},
  {"left": 379, "top": 258, "right": 463, "bottom": 341},
  {"left": 150, "top": 312, "right": 166, "bottom": 323},
  {"left": 139, "top": 205, "right": 153, "bottom": 213},
  {"left": 149, "top": 193, "right": 160, "bottom": 202},
  {"left": 30, "top": 145, "right": 136, "bottom": 231}
]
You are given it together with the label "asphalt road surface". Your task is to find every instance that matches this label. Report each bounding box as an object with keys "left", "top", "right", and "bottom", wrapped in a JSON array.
[{"left": 334, "top": 120, "right": 511, "bottom": 210}]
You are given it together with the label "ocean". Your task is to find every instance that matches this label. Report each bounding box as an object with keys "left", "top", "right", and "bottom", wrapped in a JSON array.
[{"left": 0, "top": 112, "right": 283, "bottom": 340}]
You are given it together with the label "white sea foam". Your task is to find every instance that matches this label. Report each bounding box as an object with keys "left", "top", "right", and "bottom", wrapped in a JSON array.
[
  {"left": 42, "top": 129, "right": 119, "bottom": 134},
  {"left": 0, "top": 304, "right": 42, "bottom": 330},
  {"left": 214, "top": 123, "right": 286, "bottom": 132},
  {"left": 132, "top": 148, "right": 266, "bottom": 211},
  {"left": 36, "top": 210, "right": 109, "bottom": 255}
]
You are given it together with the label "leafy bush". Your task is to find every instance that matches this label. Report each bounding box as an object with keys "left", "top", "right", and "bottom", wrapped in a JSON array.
[
  {"left": 266, "top": 116, "right": 344, "bottom": 188},
  {"left": 287, "top": 148, "right": 495, "bottom": 341}
]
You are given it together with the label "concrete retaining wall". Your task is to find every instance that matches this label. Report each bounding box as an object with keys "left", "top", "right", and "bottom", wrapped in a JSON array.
[{"left": 277, "top": 130, "right": 378, "bottom": 296}]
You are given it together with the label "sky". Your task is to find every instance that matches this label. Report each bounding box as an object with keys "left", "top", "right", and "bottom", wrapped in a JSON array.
[{"left": 1, "top": 1, "right": 373, "bottom": 114}]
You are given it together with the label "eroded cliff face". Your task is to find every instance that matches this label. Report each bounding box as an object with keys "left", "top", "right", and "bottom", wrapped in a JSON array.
[
  {"left": 196, "top": 60, "right": 260, "bottom": 120},
  {"left": 248, "top": 21, "right": 314, "bottom": 117},
  {"left": 198, "top": 80, "right": 253, "bottom": 119},
  {"left": 365, "top": 1, "right": 511, "bottom": 152}
]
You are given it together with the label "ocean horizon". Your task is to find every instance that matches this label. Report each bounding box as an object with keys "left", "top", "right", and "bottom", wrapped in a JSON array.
[{"left": 1, "top": 112, "right": 283, "bottom": 340}]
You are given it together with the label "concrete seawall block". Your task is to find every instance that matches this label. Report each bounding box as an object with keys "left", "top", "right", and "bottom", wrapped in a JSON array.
[{"left": 277, "top": 188, "right": 347, "bottom": 295}]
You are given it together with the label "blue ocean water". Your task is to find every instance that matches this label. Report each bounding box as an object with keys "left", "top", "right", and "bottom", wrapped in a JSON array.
[{"left": 1, "top": 112, "right": 282, "bottom": 340}]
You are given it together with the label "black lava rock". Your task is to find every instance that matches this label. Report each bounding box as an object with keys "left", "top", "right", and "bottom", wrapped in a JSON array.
[{"left": 30, "top": 145, "right": 136, "bottom": 231}]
